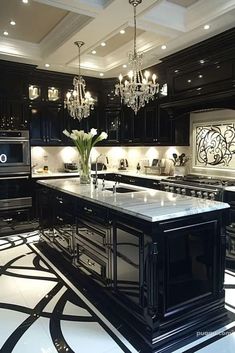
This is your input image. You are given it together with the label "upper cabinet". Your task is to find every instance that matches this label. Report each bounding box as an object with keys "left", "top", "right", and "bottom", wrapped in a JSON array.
[
  {"left": 161, "top": 28, "right": 235, "bottom": 105},
  {"left": 29, "top": 102, "right": 64, "bottom": 146},
  {"left": 0, "top": 61, "right": 33, "bottom": 130}
]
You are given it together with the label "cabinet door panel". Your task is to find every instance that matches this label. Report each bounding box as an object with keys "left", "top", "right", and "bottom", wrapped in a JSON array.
[
  {"left": 46, "top": 105, "right": 63, "bottom": 144},
  {"left": 114, "top": 223, "right": 144, "bottom": 307},
  {"left": 105, "top": 110, "right": 120, "bottom": 143},
  {"left": 164, "top": 220, "right": 217, "bottom": 311},
  {"left": 29, "top": 104, "right": 46, "bottom": 145},
  {"left": 144, "top": 106, "right": 157, "bottom": 141}
]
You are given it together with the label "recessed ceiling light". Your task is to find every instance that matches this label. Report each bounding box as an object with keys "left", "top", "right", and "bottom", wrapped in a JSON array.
[
  {"left": 198, "top": 74, "right": 203, "bottom": 78},
  {"left": 199, "top": 59, "right": 205, "bottom": 64},
  {"left": 120, "top": 29, "right": 125, "bottom": 34},
  {"left": 10, "top": 20, "right": 16, "bottom": 26},
  {"left": 101, "top": 42, "right": 106, "bottom": 47},
  {"left": 3, "top": 31, "right": 8, "bottom": 36},
  {"left": 187, "top": 79, "right": 191, "bottom": 83},
  {"left": 174, "top": 69, "right": 179, "bottom": 73},
  {"left": 204, "top": 24, "right": 210, "bottom": 30},
  {"left": 99, "top": 73, "right": 104, "bottom": 77},
  {"left": 161, "top": 45, "right": 167, "bottom": 50},
  {"left": 91, "top": 50, "right": 96, "bottom": 54},
  {"left": 45, "top": 63, "right": 50, "bottom": 68},
  {"left": 123, "top": 64, "right": 127, "bottom": 68},
  {"left": 22, "top": 0, "right": 29, "bottom": 3}
]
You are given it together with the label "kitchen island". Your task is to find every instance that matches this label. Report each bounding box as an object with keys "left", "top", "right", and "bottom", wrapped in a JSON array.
[{"left": 37, "top": 178, "right": 230, "bottom": 353}]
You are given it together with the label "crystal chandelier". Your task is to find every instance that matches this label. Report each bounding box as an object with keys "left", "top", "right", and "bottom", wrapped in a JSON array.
[
  {"left": 115, "top": 0, "right": 159, "bottom": 114},
  {"left": 64, "top": 41, "right": 94, "bottom": 121}
]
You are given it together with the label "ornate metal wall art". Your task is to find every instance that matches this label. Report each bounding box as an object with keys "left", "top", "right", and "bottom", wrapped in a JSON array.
[{"left": 195, "top": 123, "right": 235, "bottom": 167}]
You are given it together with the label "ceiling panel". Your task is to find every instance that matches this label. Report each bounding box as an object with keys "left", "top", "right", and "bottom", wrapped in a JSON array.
[
  {"left": 91, "top": 27, "right": 145, "bottom": 57},
  {"left": 167, "top": 0, "right": 199, "bottom": 7},
  {"left": 0, "top": 0, "right": 68, "bottom": 43}
]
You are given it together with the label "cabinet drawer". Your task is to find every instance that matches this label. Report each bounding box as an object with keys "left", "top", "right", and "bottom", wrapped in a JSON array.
[
  {"left": 78, "top": 201, "right": 109, "bottom": 224},
  {"left": 54, "top": 228, "right": 75, "bottom": 257},
  {"left": 76, "top": 244, "right": 107, "bottom": 280},
  {"left": 78, "top": 226, "right": 106, "bottom": 248}
]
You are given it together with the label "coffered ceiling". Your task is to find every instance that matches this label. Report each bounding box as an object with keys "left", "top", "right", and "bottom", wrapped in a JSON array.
[{"left": 0, "top": 0, "right": 235, "bottom": 79}]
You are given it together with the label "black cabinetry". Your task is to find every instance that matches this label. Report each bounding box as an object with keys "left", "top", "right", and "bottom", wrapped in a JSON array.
[
  {"left": 75, "top": 200, "right": 112, "bottom": 285},
  {"left": 103, "top": 109, "right": 121, "bottom": 144},
  {"left": 38, "top": 188, "right": 76, "bottom": 261},
  {"left": 29, "top": 103, "right": 64, "bottom": 145},
  {"left": 0, "top": 61, "right": 32, "bottom": 130}
]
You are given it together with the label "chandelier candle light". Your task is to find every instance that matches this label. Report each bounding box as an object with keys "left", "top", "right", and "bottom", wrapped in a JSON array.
[
  {"left": 115, "top": 0, "right": 159, "bottom": 114},
  {"left": 64, "top": 41, "right": 95, "bottom": 121},
  {"left": 63, "top": 129, "right": 108, "bottom": 184}
]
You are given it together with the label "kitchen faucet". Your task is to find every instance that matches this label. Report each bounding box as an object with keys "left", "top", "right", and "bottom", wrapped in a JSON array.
[{"left": 94, "top": 154, "right": 108, "bottom": 188}]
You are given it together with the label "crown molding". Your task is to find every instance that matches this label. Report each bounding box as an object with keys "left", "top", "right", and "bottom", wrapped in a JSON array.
[{"left": 40, "top": 12, "right": 93, "bottom": 58}]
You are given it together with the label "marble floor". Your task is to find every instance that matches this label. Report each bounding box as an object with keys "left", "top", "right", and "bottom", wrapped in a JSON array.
[{"left": 0, "top": 232, "right": 234, "bottom": 353}]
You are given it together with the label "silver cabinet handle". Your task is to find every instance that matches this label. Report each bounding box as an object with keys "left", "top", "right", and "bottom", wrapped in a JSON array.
[
  {"left": 0, "top": 176, "right": 29, "bottom": 180},
  {"left": 87, "top": 259, "right": 95, "bottom": 267},
  {"left": 84, "top": 207, "right": 93, "bottom": 213}
]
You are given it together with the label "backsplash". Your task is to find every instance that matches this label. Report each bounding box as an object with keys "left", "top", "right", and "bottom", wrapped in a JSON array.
[
  {"left": 190, "top": 109, "right": 235, "bottom": 178},
  {"left": 31, "top": 145, "right": 190, "bottom": 174}
]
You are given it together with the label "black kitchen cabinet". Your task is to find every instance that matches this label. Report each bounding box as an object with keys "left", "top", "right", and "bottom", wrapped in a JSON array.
[
  {"left": 30, "top": 103, "right": 64, "bottom": 145},
  {"left": 38, "top": 187, "right": 76, "bottom": 260},
  {"left": 144, "top": 102, "right": 171, "bottom": 144},
  {"left": 113, "top": 221, "right": 147, "bottom": 307},
  {"left": 171, "top": 113, "right": 190, "bottom": 146},
  {"left": 0, "top": 97, "right": 28, "bottom": 130},
  {"left": 104, "top": 109, "right": 121, "bottom": 144},
  {"left": 121, "top": 106, "right": 144, "bottom": 143}
]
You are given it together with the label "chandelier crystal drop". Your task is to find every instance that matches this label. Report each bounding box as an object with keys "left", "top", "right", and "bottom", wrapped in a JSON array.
[
  {"left": 115, "top": 0, "right": 159, "bottom": 114},
  {"left": 64, "top": 41, "right": 95, "bottom": 121}
]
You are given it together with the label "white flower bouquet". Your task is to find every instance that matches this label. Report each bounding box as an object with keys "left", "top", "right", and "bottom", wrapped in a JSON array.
[{"left": 63, "top": 128, "right": 108, "bottom": 183}]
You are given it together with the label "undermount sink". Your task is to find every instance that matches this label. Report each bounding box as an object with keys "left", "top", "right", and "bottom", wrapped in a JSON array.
[{"left": 105, "top": 187, "right": 143, "bottom": 193}]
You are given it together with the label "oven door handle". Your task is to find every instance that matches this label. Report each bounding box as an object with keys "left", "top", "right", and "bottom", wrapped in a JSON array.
[
  {"left": 0, "top": 176, "right": 29, "bottom": 180},
  {"left": 0, "top": 139, "right": 29, "bottom": 142}
]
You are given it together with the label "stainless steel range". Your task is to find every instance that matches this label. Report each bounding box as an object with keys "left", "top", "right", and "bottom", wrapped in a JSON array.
[{"left": 159, "top": 175, "right": 235, "bottom": 201}]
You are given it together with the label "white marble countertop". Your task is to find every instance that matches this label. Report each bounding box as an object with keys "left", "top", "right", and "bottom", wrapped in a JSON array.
[
  {"left": 31, "top": 169, "right": 164, "bottom": 180},
  {"left": 37, "top": 178, "right": 229, "bottom": 223},
  {"left": 224, "top": 186, "right": 235, "bottom": 192}
]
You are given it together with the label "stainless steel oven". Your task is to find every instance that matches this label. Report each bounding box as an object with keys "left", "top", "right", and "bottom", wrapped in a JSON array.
[
  {"left": 0, "top": 175, "right": 33, "bottom": 236},
  {"left": 0, "top": 130, "right": 30, "bottom": 175}
]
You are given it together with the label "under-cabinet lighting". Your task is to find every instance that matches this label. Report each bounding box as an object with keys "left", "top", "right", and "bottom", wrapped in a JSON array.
[
  {"left": 91, "top": 50, "right": 96, "bottom": 54},
  {"left": 3, "top": 31, "right": 8, "bottom": 36},
  {"left": 120, "top": 29, "right": 125, "bottom": 34},
  {"left": 204, "top": 24, "right": 210, "bottom": 30},
  {"left": 99, "top": 73, "right": 104, "bottom": 77},
  {"left": 22, "top": 0, "right": 29, "bottom": 3},
  {"left": 10, "top": 20, "right": 16, "bottom": 26},
  {"left": 45, "top": 63, "right": 50, "bottom": 68},
  {"left": 161, "top": 45, "right": 167, "bottom": 50},
  {"left": 101, "top": 42, "right": 106, "bottom": 47}
]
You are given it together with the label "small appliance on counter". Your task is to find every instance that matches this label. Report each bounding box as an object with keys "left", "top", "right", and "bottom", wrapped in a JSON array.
[
  {"left": 64, "top": 163, "right": 78, "bottom": 172},
  {"left": 118, "top": 159, "right": 128, "bottom": 170}
]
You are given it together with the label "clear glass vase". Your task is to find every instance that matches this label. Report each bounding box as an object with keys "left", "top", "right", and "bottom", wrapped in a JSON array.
[{"left": 79, "top": 158, "right": 91, "bottom": 184}]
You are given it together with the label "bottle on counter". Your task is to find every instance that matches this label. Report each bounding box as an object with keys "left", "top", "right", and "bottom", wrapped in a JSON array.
[{"left": 137, "top": 163, "right": 141, "bottom": 173}]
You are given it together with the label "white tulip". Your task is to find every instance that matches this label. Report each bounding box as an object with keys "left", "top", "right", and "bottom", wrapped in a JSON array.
[
  {"left": 90, "top": 128, "right": 97, "bottom": 137},
  {"left": 99, "top": 132, "right": 108, "bottom": 140},
  {"left": 63, "top": 129, "right": 71, "bottom": 137},
  {"left": 70, "top": 133, "right": 77, "bottom": 140}
]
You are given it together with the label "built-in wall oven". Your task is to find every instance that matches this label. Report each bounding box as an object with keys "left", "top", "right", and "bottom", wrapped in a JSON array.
[
  {"left": 0, "top": 130, "right": 33, "bottom": 236},
  {"left": 0, "top": 130, "right": 30, "bottom": 175}
]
